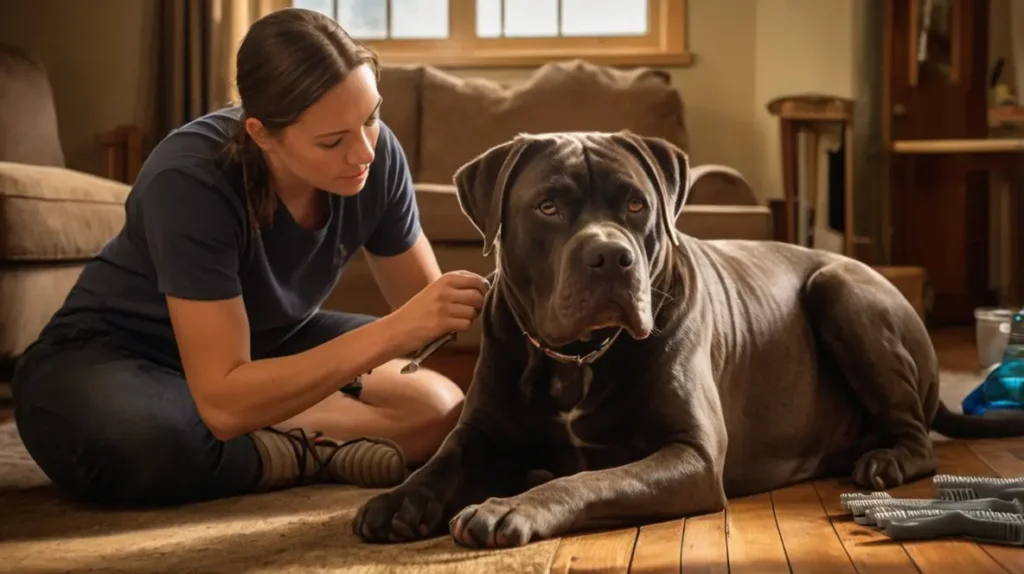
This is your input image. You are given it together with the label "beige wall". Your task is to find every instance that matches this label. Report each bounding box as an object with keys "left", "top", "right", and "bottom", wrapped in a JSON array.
[{"left": 0, "top": 0, "right": 857, "bottom": 201}]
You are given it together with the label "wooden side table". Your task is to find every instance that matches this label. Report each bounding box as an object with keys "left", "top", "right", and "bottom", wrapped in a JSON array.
[{"left": 767, "top": 94, "right": 855, "bottom": 256}]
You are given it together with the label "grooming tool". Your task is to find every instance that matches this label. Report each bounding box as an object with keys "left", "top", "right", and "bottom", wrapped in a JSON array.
[
  {"left": 401, "top": 332, "right": 457, "bottom": 375},
  {"left": 883, "top": 509, "right": 1024, "bottom": 545},
  {"left": 839, "top": 491, "right": 893, "bottom": 511},
  {"left": 858, "top": 498, "right": 1024, "bottom": 527},
  {"left": 934, "top": 473, "right": 1024, "bottom": 501}
]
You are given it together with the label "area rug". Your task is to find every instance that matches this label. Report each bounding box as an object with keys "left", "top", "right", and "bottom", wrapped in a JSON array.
[
  {"left": 0, "top": 421, "right": 560, "bottom": 574},
  {"left": 0, "top": 369, "right": 989, "bottom": 573}
]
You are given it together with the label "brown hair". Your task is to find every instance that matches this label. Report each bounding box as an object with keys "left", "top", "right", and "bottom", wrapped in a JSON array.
[{"left": 222, "top": 8, "right": 379, "bottom": 231}]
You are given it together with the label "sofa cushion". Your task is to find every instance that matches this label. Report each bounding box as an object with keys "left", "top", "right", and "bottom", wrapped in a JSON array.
[
  {"left": 416, "top": 59, "right": 689, "bottom": 185},
  {"left": 0, "top": 44, "right": 65, "bottom": 167},
  {"left": 678, "top": 205, "right": 773, "bottom": 241},
  {"left": 378, "top": 65, "right": 424, "bottom": 176},
  {"left": 0, "top": 162, "right": 129, "bottom": 261}
]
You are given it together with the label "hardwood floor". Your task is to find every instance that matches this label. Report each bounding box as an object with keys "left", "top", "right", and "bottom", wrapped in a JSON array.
[{"left": 428, "top": 327, "right": 1024, "bottom": 573}]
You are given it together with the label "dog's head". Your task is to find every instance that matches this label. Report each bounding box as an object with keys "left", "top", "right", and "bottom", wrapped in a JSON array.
[{"left": 454, "top": 130, "right": 691, "bottom": 349}]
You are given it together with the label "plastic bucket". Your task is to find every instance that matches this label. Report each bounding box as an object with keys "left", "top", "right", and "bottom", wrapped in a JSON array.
[{"left": 975, "top": 307, "right": 1014, "bottom": 370}]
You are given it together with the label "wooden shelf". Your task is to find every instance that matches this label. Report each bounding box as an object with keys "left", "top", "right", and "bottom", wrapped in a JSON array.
[{"left": 891, "top": 138, "right": 1024, "bottom": 155}]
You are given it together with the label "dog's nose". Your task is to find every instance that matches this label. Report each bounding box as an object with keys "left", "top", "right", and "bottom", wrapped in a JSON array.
[{"left": 583, "top": 240, "right": 634, "bottom": 271}]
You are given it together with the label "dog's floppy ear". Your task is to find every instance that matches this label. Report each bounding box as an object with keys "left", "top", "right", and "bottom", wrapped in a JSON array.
[
  {"left": 612, "top": 130, "right": 692, "bottom": 247},
  {"left": 453, "top": 135, "right": 532, "bottom": 256}
]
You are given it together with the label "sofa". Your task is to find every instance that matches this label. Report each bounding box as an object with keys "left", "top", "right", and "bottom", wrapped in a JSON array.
[{"left": 0, "top": 48, "right": 772, "bottom": 365}]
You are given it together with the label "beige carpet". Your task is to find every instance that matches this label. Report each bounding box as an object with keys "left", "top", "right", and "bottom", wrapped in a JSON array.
[
  {"left": 0, "top": 421, "right": 560, "bottom": 574},
  {"left": 0, "top": 369, "right": 988, "bottom": 574}
]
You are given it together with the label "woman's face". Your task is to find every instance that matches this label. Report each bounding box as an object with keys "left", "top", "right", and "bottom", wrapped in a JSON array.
[{"left": 248, "top": 63, "right": 382, "bottom": 197}]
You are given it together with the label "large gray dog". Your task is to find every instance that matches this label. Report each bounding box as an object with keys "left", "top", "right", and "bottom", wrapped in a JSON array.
[{"left": 354, "top": 130, "right": 1024, "bottom": 549}]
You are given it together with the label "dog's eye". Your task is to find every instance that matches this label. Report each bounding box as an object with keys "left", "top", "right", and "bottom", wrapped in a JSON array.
[
  {"left": 627, "top": 198, "right": 646, "bottom": 213},
  {"left": 537, "top": 199, "right": 558, "bottom": 216}
]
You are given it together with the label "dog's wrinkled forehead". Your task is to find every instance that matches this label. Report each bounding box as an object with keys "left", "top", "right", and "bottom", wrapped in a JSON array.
[
  {"left": 453, "top": 130, "right": 690, "bottom": 255},
  {"left": 507, "top": 133, "right": 664, "bottom": 202}
]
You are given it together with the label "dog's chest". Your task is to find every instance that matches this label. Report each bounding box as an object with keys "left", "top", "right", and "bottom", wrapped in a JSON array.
[{"left": 525, "top": 361, "right": 651, "bottom": 475}]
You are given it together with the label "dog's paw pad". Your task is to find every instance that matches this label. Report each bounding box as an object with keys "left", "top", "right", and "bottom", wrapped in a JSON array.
[{"left": 853, "top": 448, "right": 905, "bottom": 491}]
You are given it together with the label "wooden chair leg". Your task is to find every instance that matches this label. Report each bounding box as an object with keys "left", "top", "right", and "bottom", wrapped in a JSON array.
[
  {"left": 780, "top": 119, "right": 798, "bottom": 244},
  {"left": 844, "top": 122, "right": 856, "bottom": 257},
  {"left": 803, "top": 128, "right": 819, "bottom": 247}
]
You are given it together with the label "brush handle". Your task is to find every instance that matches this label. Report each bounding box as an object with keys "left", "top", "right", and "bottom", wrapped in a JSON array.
[
  {"left": 885, "top": 510, "right": 1024, "bottom": 546},
  {"left": 400, "top": 332, "right": 457, "bottom": 374},
  {"left": 863, "top": 498, "right": 1024, "bottom": 527}
]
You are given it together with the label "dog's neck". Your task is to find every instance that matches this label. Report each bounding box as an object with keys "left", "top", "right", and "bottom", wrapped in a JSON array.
[{"left": 494, "top": 266, "right": 623, "bottom": 367}]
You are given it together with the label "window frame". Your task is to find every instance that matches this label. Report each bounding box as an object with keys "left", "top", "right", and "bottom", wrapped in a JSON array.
[{"left": 301, "top": 0, "right": 691, "bottom": 68}]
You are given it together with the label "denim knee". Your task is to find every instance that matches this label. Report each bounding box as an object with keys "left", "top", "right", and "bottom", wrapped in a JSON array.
[{"left": 16, "top": 402, "right": 232, "bottom": 506}]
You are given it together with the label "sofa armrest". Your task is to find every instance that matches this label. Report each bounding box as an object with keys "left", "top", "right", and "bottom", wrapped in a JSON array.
[
  {"left": 97, "top": 124, "right": 146, "bottom": 184},
  {"left": 687, "top": 164, "right": 759, "bottom": 206},
  {"left": 0, "top": 162, "right": 130, "bottom": 261}
]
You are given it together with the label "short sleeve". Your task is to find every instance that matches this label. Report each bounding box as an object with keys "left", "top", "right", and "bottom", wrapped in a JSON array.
[
  {"left": 363, "top": 124, "right": 422, "bottom": 257},
  {"left": 141, "top": 168, "right": 244, "bottom": 300}
]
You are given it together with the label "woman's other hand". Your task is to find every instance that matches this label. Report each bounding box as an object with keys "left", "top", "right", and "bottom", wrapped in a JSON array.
[{"left": 386, "top": 270, "right": 490, "bottom": 354}]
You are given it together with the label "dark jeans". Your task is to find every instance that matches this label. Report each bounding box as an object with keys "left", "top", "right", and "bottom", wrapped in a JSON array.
[{"left": 11, "top": 310, "right": 376, "bottom": 507}]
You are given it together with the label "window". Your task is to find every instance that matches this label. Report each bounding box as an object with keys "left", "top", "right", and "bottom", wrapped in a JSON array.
[{"left": 292, "top": 0, "right": 690, "bottom": 67}]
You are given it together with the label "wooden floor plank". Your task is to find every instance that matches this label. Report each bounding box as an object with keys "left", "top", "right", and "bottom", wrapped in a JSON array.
[
  {"left": 968, "top": 438, "right": 1024, "bottom": 477},
  {"left": 772, "top": 482, "right": 857, "bottom": 573},
  {"left": 550, "top": 527, "right": 637, "bottom": 574},
  {"left": 812, "top": 479, "right": 920, "bottom": 574},
  {"left": 628, "top": 518, "right": 682, "bottom": 574},
  {"left": 724, "top": 491, "right": 790, "bottom": 574},
  {"left": 679, "top": 510, "right": 728, "bottom": 574},
  {"left": 965, "top": 438, "right": 1024, "bottom": 573}
]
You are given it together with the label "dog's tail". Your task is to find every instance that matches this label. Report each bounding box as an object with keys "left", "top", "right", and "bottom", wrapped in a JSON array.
[{"left": 931, "top": 402, "right": 1024, "bottom": 439}]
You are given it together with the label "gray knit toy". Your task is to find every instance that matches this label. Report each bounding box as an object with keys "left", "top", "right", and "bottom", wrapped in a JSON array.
[{"left": 840, "top": 474, "right": 1024, "bottom": 545}]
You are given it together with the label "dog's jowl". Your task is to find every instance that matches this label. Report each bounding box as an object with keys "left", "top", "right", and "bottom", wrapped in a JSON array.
[{"left": 354, "top": 130, "right": 1024, "bottom": 549}]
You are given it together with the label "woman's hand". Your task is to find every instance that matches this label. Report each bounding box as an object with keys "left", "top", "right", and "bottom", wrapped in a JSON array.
[{"left": 385, "top": 270, "right": 490, "bottom": 355}]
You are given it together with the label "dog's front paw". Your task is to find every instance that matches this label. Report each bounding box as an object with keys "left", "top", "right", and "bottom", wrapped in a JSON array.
[
  {"left": 853, "top": 448, "right": 905, "bottom": 490},
  {"left": 353, "top": 484, "right": 446, "bottom": 543},
  {"left": 450, "top": 497, "right": 557, "bottom": 549}
]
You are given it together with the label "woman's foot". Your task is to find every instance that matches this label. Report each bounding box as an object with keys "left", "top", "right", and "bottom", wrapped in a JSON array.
[{"left": 251, "top": 427, "right": 408, "bottom": 491}]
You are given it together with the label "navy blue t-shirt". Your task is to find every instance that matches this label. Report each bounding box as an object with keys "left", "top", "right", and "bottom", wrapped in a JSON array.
[{"left": 44, "top": 106, "right": 421, "bottom": 362}]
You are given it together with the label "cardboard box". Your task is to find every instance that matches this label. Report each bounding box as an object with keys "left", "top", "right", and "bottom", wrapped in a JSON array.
[{"left": 873, "top": 265, "right": 928, "bottom": 321}]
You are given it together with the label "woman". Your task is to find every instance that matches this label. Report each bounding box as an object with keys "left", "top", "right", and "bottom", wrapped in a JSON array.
[{"left": 11, "top": 8, "right": 489, "bottom": 507}]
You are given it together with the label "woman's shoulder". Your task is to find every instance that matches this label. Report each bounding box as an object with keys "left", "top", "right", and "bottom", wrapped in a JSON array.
[
  {"left": 130, "top": 107, "right": 247, "bottom": 214},
  {"left": 145, "top": 106, "right": 243, "bottom": 174},
  {"left": 125, "top": 108, "right": 248, "bottom": 233}
]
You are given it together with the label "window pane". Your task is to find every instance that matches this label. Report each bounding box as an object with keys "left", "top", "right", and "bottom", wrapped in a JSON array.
[
  {"left": 293, "top": 0, "right": 335, "bottom": 19},
  {"left": 338, "top": 0, "right": 388, "bottom": 40},
  {"left": 504, "top": 0, "right": 558, "bottom": 38},
  {"left": 476, "top": 0, "right": 502, "bottom": 38},
  {"left": 561, "top": 0, "right": 648, "bottom": 36},
  {"left": 391, "top": 0, "right": 449, "bottom": 39}
]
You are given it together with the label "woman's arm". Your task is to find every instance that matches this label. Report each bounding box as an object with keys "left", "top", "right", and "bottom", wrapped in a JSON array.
[
  {"left": 366, "top": 232, "right": 442, "bottom": 311},
  {"left": 170, "top": 270, "right": 487, "bottom": 440},
  {"left": 167, "top": 295, "right": 402, "bottom": 440}
]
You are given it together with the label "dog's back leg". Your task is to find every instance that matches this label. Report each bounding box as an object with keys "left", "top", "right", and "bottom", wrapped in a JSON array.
[{"left": 804, "top": 259, "right": 940, "bottom": 490}]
